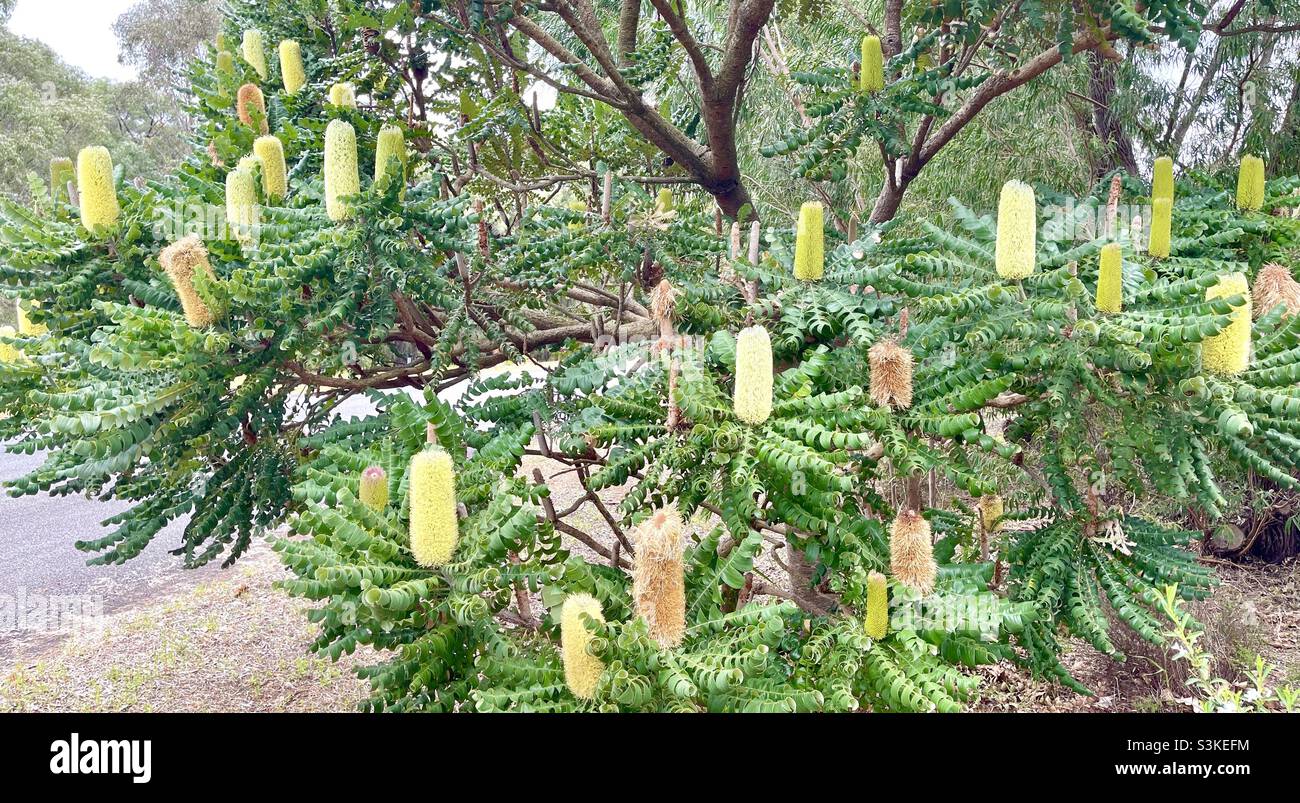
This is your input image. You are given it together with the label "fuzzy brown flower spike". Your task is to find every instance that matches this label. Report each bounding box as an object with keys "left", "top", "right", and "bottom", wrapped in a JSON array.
[
  {"left": 1253, "top": 263, "right": 1300, "bottom": 320},
  {"left": 890, "top": 509, "right": 936, "bottom": 594},
  {"left": 869, "top": 338, "right": 914, "bottom": 410},
  {"left": 632, "top": 504, "right": 686, "bottom": 649}
]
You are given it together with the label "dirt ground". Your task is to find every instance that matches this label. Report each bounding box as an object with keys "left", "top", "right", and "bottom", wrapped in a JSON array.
[{"left": 3, "top": 455, "right": 1297, "bottom": 713}]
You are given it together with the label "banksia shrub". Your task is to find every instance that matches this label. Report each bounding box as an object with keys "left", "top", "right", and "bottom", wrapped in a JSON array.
[
  {"left": 49, "top": 157, "right": 73, "bottom": 203},
  {"left": 253, "top": 135, "right": 287, "bottom": 200},
  {"left": 76, "top": 145, "right": 119, "bottom": 232},
  {"left": 408, "top": 447, "right": 459, "bottom": 567},
  {"left": 1095, "top": 242, "right": 1123, "bottom": 314},
  {"left": 1252, "top": 263, "right": 1300, "bottom": 320},
  {"left": 1236, "top": 154, "right": 1265, "bottom": 211},
  {"left": 329, "top": 82, "right": 356, "bottom": 108},
  {"left": 158, "top": 235, "right": 217, "bottom": 328},
  {"left": 225, "top": 167, "right": 258, "bottom": 243},
  {"left": 890, "top": 509, "right": 936, "bottom": 595},
  {"left": 278, "top": 39, "right": 305, "bottom": 94},
  {"left": 236, "top": 83, "right": 268, "bottom": 134},
  {"left": 859, "top": 34, "right": 884, "bottom": 93},
  {"left": 1202, "top": 273, "right": 1251, "bottom": 376},
  {"left": 374, "top": 124, "right": 407, "bottom": 196},
  {"left": 868, "top": 338, "right": 913, "bottom": 410},
  {"left": 1151, "top": 156, "right": 1174, "bottom": 201},
  {"left": 864, "top": 571, "right": 888, "bottom": 639},
  {"left": 324, "top": 120, "right": 360, "bottom": 222},
  {"left": 216, "top": 49, "right": 234, "bottom": 75},
  {"left": 733, "top": 325, "right": 773, "bottom": 425},
  {"left": 561, "top": 593, "right": 605, "bottom": 700},
  {"left": 794, "top": 200, "right": 824, "bottom": 280},
  {"left": 1148, "top": 196, "right": 1172, "bottom": 259},
  {"left": 631, "top": 505, "right": 686, "bottom": 649},
  {"left": 241, "top": 29, "right": 267, "bottom": 79},
  {"left": 995, "top": 180, "right": 1036, "bottom": 279},
  {"left": 358, "top": 465, "right": 389, "bottom": 511}
]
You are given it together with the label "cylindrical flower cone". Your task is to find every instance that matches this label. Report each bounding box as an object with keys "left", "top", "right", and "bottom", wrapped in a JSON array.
[
  {"left": 868, "top": 338, "right": 913, "bottom": 410},
  {"left": 631, "top": 505, "right": 686, "bottom": 649},
  {"left": 253, "top": 135, "right": 287, "bottom": 200},
  {"left": 224, "top": 167, "right": 258, "bottom": 243},
  {"left": 733, "top": 325, "right": 773, "bottom": 425},
  {"left": 16, "top": 301, "right": 47, "bottom": 336},
  {"left": 241, "top": 30, "right": 267, "bottom": 79},
  {"left": 1151, "top": 156, "right": 1174, "bottom": 202},
  {"left": 236, "top": 83, "right": 268, "bottom": 133},
  {"left": 374, "top": 124, "right": 408, "bottom": 198},
  {"left": 324, "top": 120, "right": 360, "bottom": 222},
  {"left": 216, "top": 49, "right": 234, "bottom": 76},
  {"left": 0, "top": 326, "right": 19, "bottom": 364},
  {"left": 561, "top": 593, "right": 605, "bottom": 700},
  {"left": 408, "top": 447, "right": 459, "bottom": 567},
  {"left": 859, "top": 35, "right": 884, "bottom": 93},
  {"left": 995, "top": 180, "right": 1036, "bottom": 279},
  {"left": 1202, "top": 273, "right": 1251, "bottom": 376},
  {"left": 49, "top": 157, "right": 74, "bottom": 204},
  {"left": 890, "top": 509, "right": 936, "bottom": 594},
  {"left": 864, "top": 571, "right": 888, "bottom": 639},
  {"left": 981, "top": 495, "right": 1004, "bottom": 533},
  {"left": 794, "top": 201, "right": 824, "bottom": 280},
  {"left": 1148, "top": 196, "right": 1172, "bottom": 259},
  {"left": 1236, "top": 155, "right": 1265, "bottom": 211},
  {"left": 278, "top": 39, "right": 305, "bottom": 94},
  {"left": 76, "top": 145, "right": 120, "bottom": 233},
  {"left": 1095, "top": 242, "right": 1123, "bottom": 314},
  {"left": 158, "top": 235, "right": 217, "bottom": 328},
  {"left": 358, "top": 465, "right": 389, "bottom": 511},
  {"left": 329, "top": 82, "right": 356, "bottom": 108},
  {"left": 1252, "top": 263, "right": 1300, "bottom": 320}
]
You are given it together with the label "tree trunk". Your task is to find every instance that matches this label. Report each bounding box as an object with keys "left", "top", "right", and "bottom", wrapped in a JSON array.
[{"left": 1087, "top": 50, "right": 1139, "bottom": 178}]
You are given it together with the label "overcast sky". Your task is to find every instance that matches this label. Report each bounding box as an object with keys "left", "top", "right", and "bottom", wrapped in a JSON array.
[{"left": 7, "top": 0, "right": 139, "bottom": 82}]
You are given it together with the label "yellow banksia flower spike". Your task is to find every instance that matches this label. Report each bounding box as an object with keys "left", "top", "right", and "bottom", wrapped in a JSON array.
[
  {"left": 158, "top": 235, "right": 217, "bottom": 328},
  {"left": 1151, "top": 156, "right": 1174, "bottom": 202},
  {"left": 1236, "top": 154, "right": 1265, "bottom": 211},
  {"left": 241, "top": 30, "right": 267, "bottom": 79},
  {"left": 216, "top": 49, "right": 234, "bottom": 76},
  {"left": 374, "top": 124, "right": 408, "bottom": 197},
  {"left": 561, "top": 593, "right": 606, "bottom": 700},
  {"left": 16, "top": 301, "right": 47, "bottom": 336},
  {"left": 981, "top": 495, "right": 1004, "bottom": 533},
  {"left": 225, "top": 167, "right": 258, "bottom": 243},
  {"left": 408, "top": 447, "right": 459, "bottom": 567},
  {"left": 76, "top": 146, "right": 120, "bottom": 233},
  {"left": 868, "top": 338, "right": 913, "bottom": 410},
  {"left": 1148, "top": 196, "right": 1172, "bottom": 259},
  {"left": 1095, "top": 242, "right": 1123, "bottom": 314},
  {"left": 49, "top": 157, "right": 74, "bottom": 204},
  {"left": 794, "top": 201, "right": 824, "bottom": 280},
  {"left": 0, "top": 326, "right": 19, "bottom": 364},
  {"left": 1202, "top": 273, "right": 1251, "bottom": 376},
  {"left": 632, "top": 505, "right": 686, "bottom": 649},
  {"left": 890, "top": 509, "right": 936, "bottom": 595},
  {"left": 358, "top": 465, "right": 389, "bottom": 511},
  {"left": 215, "top": 32, "right": 228, "bottom": 52},
  {"left": 859, "top": 34, "right": 884, "bottom": 93},
  {"left": 733, "top": 325, "right": 773, "bottom": 425},
  {"left": 1252, "top": 263, "right": 1300, "bottom": 320},
  {"left": 253, "top": 135, "right": 287, "bottom": 200},
  {"left": 655, "top": 188, "right": 673, "bottom": 214},
  {"left": 329, "top": 82, "right": 356, "bottom": 108},
  {"left": 995, "top": 180, "right": 1036, "bottom": 279},
  {"left": 278, "top": 39, "right": 305, "bottom": 94},
  {"left": 864, "top": 571, "right": 888, "bottom": 639},
  {"left": 236, "top": 83, "right": 268, "bottom": 133},
  {"left": 324, "top": 120, "right": 360, "bottom": 222}
]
